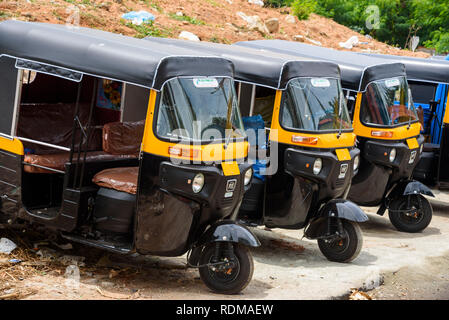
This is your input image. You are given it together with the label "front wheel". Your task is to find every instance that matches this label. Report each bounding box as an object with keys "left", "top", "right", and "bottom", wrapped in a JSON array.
[
  {"left": 317, "top": 220, "right": 363, "bottom": 263},
  {"left": 388, "top": 194, "right": 432, "bottom": 233},
  {"left": 199, "top": 242, "right": 254, "bottom": 295}
]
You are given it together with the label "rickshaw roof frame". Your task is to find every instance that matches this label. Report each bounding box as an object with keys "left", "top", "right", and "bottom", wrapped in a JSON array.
[
  {"left": 359, "top": 53, "right": 449, "bottom": 85},
  {"left": 144, "top": 37, "right": 342, "bottom": 90},
  {"left": 0, "top": 20, "right": 235, "bottom": 91},
  {"left": 234, "top": 40, "right": 408, "bottom": 92}
]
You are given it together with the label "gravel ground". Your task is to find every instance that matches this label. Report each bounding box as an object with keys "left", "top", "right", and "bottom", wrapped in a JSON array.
[{"left": 1, "top": 190, "right": 448, "bottom": 300}]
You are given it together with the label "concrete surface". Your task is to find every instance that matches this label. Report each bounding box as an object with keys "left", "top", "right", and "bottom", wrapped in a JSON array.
[{"left": 7, "top": 190, "right": 449, "bottom": 300}]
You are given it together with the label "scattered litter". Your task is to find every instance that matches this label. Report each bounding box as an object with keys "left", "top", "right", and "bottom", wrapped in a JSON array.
[
  {"left": 8, "top": 259, "right": 22, "bottom": 264},
  {"left": 58, "top": 255, "right": 86, "bottom": 267},
  {"left": 121, "top": 11, "right": 155, "bottom": 26},
  {"left": 339, "top": 36, "right": 359, "bottom": 49},
  {"left": 36, "top": 248, "right": 58, "bottom": 261},
  {"left": 248, "top": 0, "right": 264, "bottom": 6},
  {"left": 178, "top": 31, "right": 200, "bottom": 41},
  {"left": 293, "top": 35, "right": 322, "bottom": 46},
  {"left": 361, "top": 266, "right": 383, "bottom": 291},
  {"left": 349, "top": 289, "right": 372, "bottom": 300},
  {"left": 33, "top": 241, "right": 50, "bottom": 250},
  {"left": 64, "top": 264, "right": 80, "bottom": 288},
  {"left": 0, "top": 238, "right": 17, "bottom": 254}
]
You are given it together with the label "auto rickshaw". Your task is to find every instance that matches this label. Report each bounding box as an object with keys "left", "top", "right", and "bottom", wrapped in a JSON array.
[
  {"left": 0, "top": 20, "right": 260, "bottom": 294},
  {"left": 237, "top": 40, "right": 434, "bottom": 233},
  {"left": 358, "top": 53, "right": 449, "bottom": 190},
  {"left": 144, "top": 37, "right": 368, "bottom": 263}
]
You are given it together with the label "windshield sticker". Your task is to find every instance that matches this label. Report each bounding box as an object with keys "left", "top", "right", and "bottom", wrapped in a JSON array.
[
  {"left": 311, "top": 78, "right": 330, "bottom": 88},
  {"left": 385, "top": 78, "right": 400, "bottom": 88},
  {"left": 193, "top": 78, "right": 219, "bottom": 88}
]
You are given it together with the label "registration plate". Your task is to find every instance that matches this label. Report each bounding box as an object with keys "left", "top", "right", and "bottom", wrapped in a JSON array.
[
  {"left": 409, "top": 150, "right": 417, "bottom": 164},
  {"left": 338, "top": 163, "right": 349, "bottom": 179}
]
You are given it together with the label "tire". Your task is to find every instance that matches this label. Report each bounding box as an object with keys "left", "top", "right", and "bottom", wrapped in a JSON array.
[
  {"left": 199, "top": 243, "right": 254, "bottom": 295},
  {"left": 388, "top": 195, "right": 432, "bottom": 233},
  {"left": 317, "top": 220, "right": 363, "bottom": 263}
]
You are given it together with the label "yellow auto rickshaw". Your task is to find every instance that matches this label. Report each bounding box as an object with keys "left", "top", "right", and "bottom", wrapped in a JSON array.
[
  {"left": 145, "top": 37, "right": 368, "bottom": 263},
  {"left": 0, "top": 20, "right": 260, "bottom": 294},
  {"left": 237, "top": 40, "right": 434, "bottom": 233}
]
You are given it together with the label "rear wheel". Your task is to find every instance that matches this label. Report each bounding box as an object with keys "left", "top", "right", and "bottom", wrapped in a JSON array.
[
  {"left": 317, "top": 220, "right": 363, "bottom": 263},
  {"left": 388, "top": 195, "right": 432, "bottom": 233},
  {"left": 199, "top": 242, "right": 254, "bottom": 295}
]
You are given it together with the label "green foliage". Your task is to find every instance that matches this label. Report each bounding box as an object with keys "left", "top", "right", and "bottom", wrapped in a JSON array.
[
  {"left": 291, "top": 0, "right": 318, "bottom": 20},
  {"left": 168, "top": 13, "right": 206, "bottom": 25},
  {"left": 263, "top": 0, "right": 449, "bottom": 52},
  {"left": 122, "top": 20, "right": 172, "bottom": 38}
]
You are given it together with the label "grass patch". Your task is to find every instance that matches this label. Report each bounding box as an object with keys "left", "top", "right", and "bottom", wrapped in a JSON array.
[
  {"left": 0, "top": 11, "right": 11, "bottom": 18},
  {"left": 122, "top": 20, "right": 172, "bottom": 38},
  {"left": 142, "top": 0, "right": 164, "bottom": 13},
  {"left": 168, "top": 13, "right": 205, "bottom": 25},
  {"left": 203, "top": 0, "right": 222, "bottom": 7}
]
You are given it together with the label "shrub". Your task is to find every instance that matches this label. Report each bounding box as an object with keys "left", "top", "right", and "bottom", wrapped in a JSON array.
[{"left": 291, "top": 0, "right": 318, "bottom": 20}]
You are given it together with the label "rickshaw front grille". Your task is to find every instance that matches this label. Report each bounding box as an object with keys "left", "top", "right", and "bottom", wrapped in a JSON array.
[{"left": 220, "top": 197, "right": 234, "bottom": 206}]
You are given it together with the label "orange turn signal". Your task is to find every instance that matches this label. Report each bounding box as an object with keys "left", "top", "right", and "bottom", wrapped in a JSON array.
[
  {"left": 291, "top": 135, "right": 319, "bottom": 145},
  {"left": 168, "top": 147, "right": 200, "bottom": 159},
  {"left": 371, "top": 130, "right": 394, "bottom": 138}
]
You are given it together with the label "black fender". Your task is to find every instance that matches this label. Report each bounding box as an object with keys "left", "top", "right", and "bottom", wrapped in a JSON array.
[
  {"left": 375, "top": 180, "right": 435, "bottom": 216},
  {"left": 388, "top": 180, "right": 435, "bottom": 199},
  {"left": 304, "top": 199, "right": 368, "bottom": 239},
  {"left": 317, "top": 199, "right": 368, "bottom": 222},
  {"left": 196, "top": 220, "right": 261, "bottom": 248}
]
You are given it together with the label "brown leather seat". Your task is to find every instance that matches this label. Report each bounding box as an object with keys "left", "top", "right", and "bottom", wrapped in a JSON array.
[
  {"left": 92, "top": 167, "right": 139, "bottom": 194},
  {"left": 23, "top": 120, "right": 145, "bottom": 174},
  {"left": 23, "top": 152, "right": 136, "bottom": 174}
]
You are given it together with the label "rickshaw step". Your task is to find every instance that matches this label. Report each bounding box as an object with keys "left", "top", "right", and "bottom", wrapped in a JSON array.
[{"left": 61, "top": 233, "right": 133, "bottom": 254}]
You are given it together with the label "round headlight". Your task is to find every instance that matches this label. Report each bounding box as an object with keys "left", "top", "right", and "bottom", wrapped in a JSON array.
[
  {"left": 192, "top": 173, "right": 205, "bottom": 193},
  {"left": 244, "top": 168, "right": 253, "bottom": 186},
  {"left": 353, "top": 155, "right": 360, "bottom": 171},
  {"left": 313, "top": 158, "right": 322, "bottom": 175},
  {"left": 389, "top": 148, "right": 397, "bottom": 163},
  {"left": 420, "top": 143, "right": 424, "bottom": 154}
]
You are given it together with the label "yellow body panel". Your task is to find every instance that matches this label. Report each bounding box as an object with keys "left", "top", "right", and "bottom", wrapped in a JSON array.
[
  {"left": 141, "top": 90, "right": 248, "bottom": 162},
  {"left": 406, "top": 138, "right": 419, "bottom": 150},
  {"left": 335, "top": 148, "right": 351, "bottom": 161},
  {"left": 353, "top": 92, "right": 421, "bottom": 140},
  {"left": 0, "top": 137, "right": 24, "bottom": 155},
  {"left": 444, "top": 90, "right": 449, "bottom": 125},
  {"left": 221, "top": 161, "right": 240, "bottom": 176},
  {"left": 269, "top": 90, "right": 357, "bottom": 148}
]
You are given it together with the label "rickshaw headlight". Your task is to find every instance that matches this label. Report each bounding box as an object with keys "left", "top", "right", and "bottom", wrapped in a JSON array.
[
  {"left": 353, "top": 155, "right": 360, "bottom": 171},
  {"left": 192, "top": 173, "right": 205, "bottom": 193},
  {"left": 244, "top": 168, "right": 253, "bottom": 186},
  {"left": 313, "top": 158, "right": 322, "bottom": 175},
  {"left": 389, "top": 148, "right": 397, "bottom": 163}
]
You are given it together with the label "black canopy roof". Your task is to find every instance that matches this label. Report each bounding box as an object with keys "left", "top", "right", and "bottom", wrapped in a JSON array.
[
  {"left": 0, "top": 20, "right": 235, "bottom": 90},
  {"left": 145, "top": 37, "right": 341, "bottom": 90},
  {"left": 360, "top": 53, "right": 449, "bottom": 85},
  {"left": 235, "top": 40, "right": 407, "bottom": 92}
]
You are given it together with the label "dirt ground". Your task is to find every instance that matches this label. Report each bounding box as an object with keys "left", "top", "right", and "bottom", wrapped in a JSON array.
[
  {"left": 1, "top": 190, "right": 449, "bottom": 300},
  {"left": 0, "top": 0, "right": 429, "bottom": 57}
]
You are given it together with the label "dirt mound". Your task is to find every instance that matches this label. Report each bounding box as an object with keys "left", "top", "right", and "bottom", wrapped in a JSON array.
[{"left": 0, "top": 0, "right": 428, "bottom": 57}]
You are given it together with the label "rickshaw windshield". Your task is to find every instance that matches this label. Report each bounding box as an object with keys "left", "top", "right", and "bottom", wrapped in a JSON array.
[
  {"left": 361, "top": 76, "right": 419, "bottom": 127},
  {"left": 280, "top": 77, "right": 352, "bottom": 132},
  {"left": 156, "top": 77, "right": 246, "bottom": 142}
]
